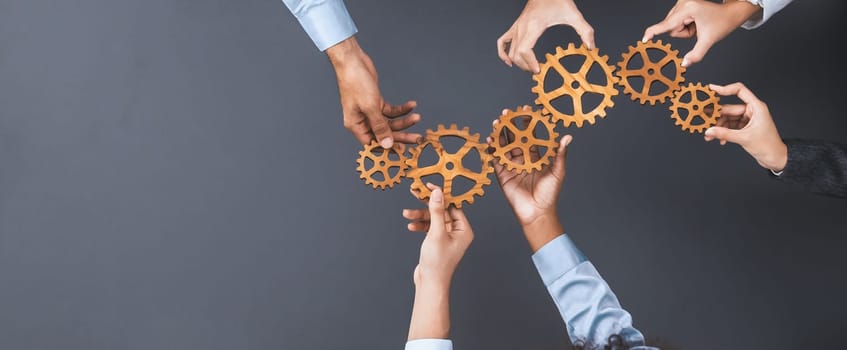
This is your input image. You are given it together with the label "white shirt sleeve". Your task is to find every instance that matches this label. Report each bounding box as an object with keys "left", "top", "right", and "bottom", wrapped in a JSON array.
[
  {"left": 281, "top": 0, "right": 358, "bottom": 51},
  {"left": 404, "top": 339, "right": 453, "bottom": 350},
  {"left": 741, "top": 0, "right": 794, "bottom": 29}
]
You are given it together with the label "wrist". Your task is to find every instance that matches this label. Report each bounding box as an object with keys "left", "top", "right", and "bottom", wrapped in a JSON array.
[
  {"left": 521, "top": 214, "right": 564, "bottom": 253},
  {"left": 762, "top": 141, "right": 789, "bottom": 172},
  {"left": 727, "top": 0, "right": 762, "bottom": 25},
  {"left": 325, "top": 36, "right": 363, "bottom": 68}
]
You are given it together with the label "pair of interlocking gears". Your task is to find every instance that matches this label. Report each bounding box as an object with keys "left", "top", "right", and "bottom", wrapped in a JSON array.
[
  {"left": 356, "top": 125, "right": 494, "bottom": 208},
  {"left": 616, "top": 40, "right": 721, "bottom": 133}
]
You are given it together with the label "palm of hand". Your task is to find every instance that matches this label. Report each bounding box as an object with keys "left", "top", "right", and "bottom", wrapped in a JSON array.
[{"left": 498, "top": 164, "right": 561, "bottom": 227}]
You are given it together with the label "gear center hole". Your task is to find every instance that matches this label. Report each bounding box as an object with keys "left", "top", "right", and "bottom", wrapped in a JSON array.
[
  {"left": 693, "top": 105, "right": 700, "bottom": 111},
  {"left": 445, "top": 162, "right": 454, "bottom": 170},
  {"left": 647, "top": 68, "right": 655, "bottom": 75},
  {"left": 520, "top": 136, "right": 528, "bottom": 144},
  {"left": 571, "top": 81, "right": 580, "bottom": 90}
]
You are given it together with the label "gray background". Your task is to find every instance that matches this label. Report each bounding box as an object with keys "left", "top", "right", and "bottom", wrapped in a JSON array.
[{"left": 1, "top": 0, "right": 846, "bottom": 349}]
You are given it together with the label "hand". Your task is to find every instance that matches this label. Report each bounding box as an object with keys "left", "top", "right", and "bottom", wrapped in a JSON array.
[
  {"left": 326, "top": 37, "right": 422, "bottom": 148},
  {"left": 403, "top": 184, "right": 473, "bottom": 341},
  {"left": 497, "top": 0, "right": 594, "bottom": 73},
  {"left": 487, "top": 108, "right": 572, "bottom": 251},
  {"left": 704, "top": 82, "right": 788, "bottom": 172},
  {"left": 402, "top": 183, "right": 474, "bottom": 288},
  {"left": 642, "top": 0, "right": 761, "bottom": 67}
]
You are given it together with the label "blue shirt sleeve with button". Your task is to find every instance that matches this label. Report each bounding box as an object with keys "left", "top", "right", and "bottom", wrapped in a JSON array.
[
  {"left": 281, "top": 0, "right": 358, "bottom": 51},
  {"left": 532, "top": 234, "right": 647, "bottom": 348}
]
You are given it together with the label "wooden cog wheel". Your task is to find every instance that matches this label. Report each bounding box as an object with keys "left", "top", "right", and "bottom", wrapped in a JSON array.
[
  {"left": 405, "top": 124, "right": 493, "bottom": 208},
  {"left": 490, "top": 107, "right": 559, "bottom": 173},
  {"left": 356, "top": 140, "right": 409, "bottom": 190},
  {"left": 616, "top": 40, "right": 685, "bottom": 105},
  {"left": 669, "top": 83, "right": 721, "bottom": 134},
  {"left": 532, "top": 43, "right": 619, "bottom": 128}
]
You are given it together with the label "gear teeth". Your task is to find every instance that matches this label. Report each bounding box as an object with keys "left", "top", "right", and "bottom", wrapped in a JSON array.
[
  {"left": 668, "top": 82, "right": 721, "bottom": 134},
  {"left": 405, "top": 124, "right": 493, "bottom": 207},
  {"left": 532, "top": 43, "right": 618, "bottom": 128},
  {"left": 356, "top": 140, "right": 408, "bottom": 190},
  {"left": 615, "top": 39, "right": 685, "bottom": 105}
]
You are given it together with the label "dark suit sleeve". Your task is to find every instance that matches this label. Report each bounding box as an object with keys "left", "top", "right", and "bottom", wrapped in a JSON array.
[{"left": 773, "top": 139, "right": 847, "bottom": 198}]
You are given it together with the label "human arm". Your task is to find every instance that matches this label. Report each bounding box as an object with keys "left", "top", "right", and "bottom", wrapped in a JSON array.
[
  {"left": 642, "top": 0, "right": 762, "bottom": 67},
  {"left": 703, "top": 84, "right": 846, "bottom": 197},
  {"left": 281, "top": 0, "right": 421, "bottom": 147},
  {"left": 487, "top": 109, "right": 646, "bottom": 348},
  {"left": 402, "top": 184, "right": 475, "bottom": 350},
  {"left": 497, "top": 0, "right": 594, "bottom": 73}
]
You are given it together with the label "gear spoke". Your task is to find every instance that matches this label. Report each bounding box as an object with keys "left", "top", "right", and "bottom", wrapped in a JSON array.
[{"left": 616, "top": 40, "right": 685, "bottom": 105}]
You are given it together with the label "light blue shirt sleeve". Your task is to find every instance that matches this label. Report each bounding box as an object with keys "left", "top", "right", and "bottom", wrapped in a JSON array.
[
  {"left": 404, "top": 339, "right": 453, "bottom": 350},
  {"left": 532, "top": 234, "right": 646, "bottom": 348},
  {"left": 741, "top": 0, "right": 793, "bottom": 29},
  {"left": 281, "top": 0, "right": 358, "bottom": 51}
]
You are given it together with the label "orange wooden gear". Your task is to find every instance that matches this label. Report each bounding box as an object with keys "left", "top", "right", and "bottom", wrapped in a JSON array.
[
  {"left": 669, "top": 83, "right": 721, "bottom": 134},
  {"left": 405, "top": 124, "right": 493, "bottom": 208},
  {"left": 532, "top": 43, "right": 619, "bottom": 128},
  {"left": 356, "top": 140, "right": 409, "bottom": 190},
  {"left": 490, "top": 107, "right": 559, "bottom": 173},
  {"left": 616, "top": 40, "right": 686, "bottom": 105}
]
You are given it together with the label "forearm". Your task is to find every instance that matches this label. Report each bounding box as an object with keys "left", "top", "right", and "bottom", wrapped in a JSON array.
[
  {"left": 408, "top": 283, "right": 450, "bottom": 341},
  {"left": 773, "top": 139, "right": 847, "bottom": 198},
  {"left": 529, "top": 227, "right": 646, "bottom": 347},
  {"left": 281, "top": 0, "right": 357, "bottom": 51}
]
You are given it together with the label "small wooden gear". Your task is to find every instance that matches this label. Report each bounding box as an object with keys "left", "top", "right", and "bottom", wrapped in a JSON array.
[
  {"left": 532, "top": 43, "right": 620, "bottom": 128},
  {"left": 405, "top": 124, "right": 493, "bottom": 208},
  {"left": 490, "top": 107, "right": 559, "bottom": 173},
  {"left": 356, "top": 140, "right": 409, "bottom": 190},
  {"left": 616, "top": 40, "right": 686, "bottom": 105},
  {"left": 669, "top": 82, "right": 721, "bottom": 134}
]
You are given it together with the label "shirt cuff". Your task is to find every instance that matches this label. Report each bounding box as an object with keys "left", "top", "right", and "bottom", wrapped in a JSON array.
[
  {"left": 405, "top": 339, "right": 453, "bottom": 350},
  {"left": 531, "top": 234, "right": 588, "bottom": 287},
  {"left": 291, "top": 0, "right": 358, "bottom": 51},
  {"left": 741, "top": 0, "right": 790, "bottom": 29}
]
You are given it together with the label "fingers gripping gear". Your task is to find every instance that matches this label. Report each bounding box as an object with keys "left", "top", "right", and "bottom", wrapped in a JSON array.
[
  {"left": 490, "top": 107, "right": 559, "bottom": 173},
  {"left": 669, "top": 83, "right": 721, "bottom": 134},
  {"left": 356, "top": 141, "right": 409, "bottom": 190},
  {"left": 616, "top": 40, "right": 686, "bottom": 105},
  {"left": 405, "top": 124, "right": 494, "bottom": 208},
  {"left": 531, "top": 43, "right": 619, "bottom": 128}
]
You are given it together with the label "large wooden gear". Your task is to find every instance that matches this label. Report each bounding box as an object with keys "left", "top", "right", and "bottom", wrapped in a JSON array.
[
  {"left": 669, "top": 83, "right": 721, "bottom": 134},
  {"left": 532, "top": 43, "right": 619, "bottom": 128},
  {"left": 405, "top": 124, "right": 493, "bottom": 208},
  {"left": 616, "top": 40, "right": 686, "bottom": 105},
  {"left": 490, "top": 107, "right": 559, "bottom": 173},
  {"left": 356, "top": 140, "right": 409, "bottom": 190}
]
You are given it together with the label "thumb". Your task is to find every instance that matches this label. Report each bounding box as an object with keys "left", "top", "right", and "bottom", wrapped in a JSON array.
[
  {"left": 571, "top": 18, "right": 596, "bottom": 50},
  {"left": 682, "top": 39, "right": 712, "bottom": 67},
  {"left": 551, "top": 135, "right": 572, "bottom": 180},
  {"left": 366, "top": 109, "right": 394, "bottom": 149},
  {"left": 704, "top": 126, "right": 743, "bottom": 145},
  {"left": 427, "top": 184, "right": 446, "bottom": 236}
]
